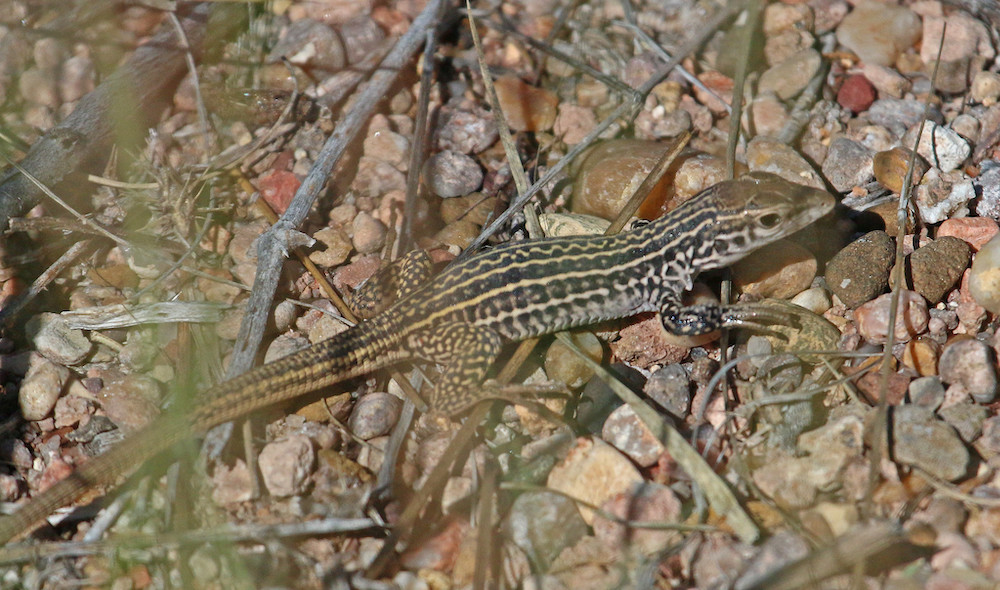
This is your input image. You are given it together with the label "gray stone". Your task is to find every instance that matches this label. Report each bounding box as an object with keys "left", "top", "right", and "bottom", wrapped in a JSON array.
[
  {"left": 892, "top": 405, "right": 969, "bottom": 481},
  {"left": 26, "top": 312, "right": 91, "bottom": 366},
  {"left": 821, "top": 137, "right": 874, "bottom": 192},
  {"left": 938, "top": 339, "right": 998, "bottom": 404},
  {"left": 504, "top": 491, "right": 588, "bottom": 568}
]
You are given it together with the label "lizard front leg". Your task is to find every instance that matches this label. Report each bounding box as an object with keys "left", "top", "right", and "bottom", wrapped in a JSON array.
[
  {"left": 350, "top": 249, "right": 434, "bottom": 319},
  {"left": 659, "top": 294, "right": 793, "bottom": 336}
]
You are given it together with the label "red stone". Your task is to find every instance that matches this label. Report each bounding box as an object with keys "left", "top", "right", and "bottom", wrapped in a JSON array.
[
  {"left": 256, "top": 169, "right": 301, "bottom": 215},
  {"left": 837, "top": 74, "right": 877, "bottom": 113}
]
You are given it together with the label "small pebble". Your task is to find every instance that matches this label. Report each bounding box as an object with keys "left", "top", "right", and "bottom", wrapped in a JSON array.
[
  {"left": 422, "top": 150, "right": 483, "bottom": 198},
  {"left": 860, "top": 64, "right": 911, "bottom": 98},
  {"left": 258, "top": 435, "right": 315, "bottom": 497},
  {"left": 592, "top": 482, "right": 682, "bottom": 555},
  {"left": 643, "top": 363, "right": 691, "bottom": 417},
  {"left": 26, "top": 312, "right": 92, "bottom": 366},
  {"left": 348, "top": 392, "right": 402, "bottom": 439},
  {"left": 745, "top": 137, "right": 825, "bottom": 189},
  {"left": 747, "top": 92, "right": 789, "bottom": 137},
  {"left": 351, "top": 157, "right": 406, "bottom": 196},
  {"left": 835, "top": 1, "right": 921, "bottom": 66},
  {"left": 825, "top": 230, "right": 893, "bottom": 308},
  {"left": 570, "top": 139, "right": 673, "bottom": 220},
  {"left": 731, "top": 239, "right": 817, "bottom": 299},
  {"left": 18, "top": 67, "right": 59, "bottom": 108},
  {"left": 544, "top": 332, "right": 602, "bottom": 389},
  {"left": 821, "top": 137, "right": 874, "bottom": 192},
  {"left": 974, "top": 164, "right": 1000, "bottom": 219},
  {"left": 609, "top": 315, "right": 690, "bottom": 369},
  {"left": 892, "top": 405, "right": 969, "bottom": 481},
  {"left": 757, "top": 48, "right": 821, "bottom": 100},
  {"left": 546, "top": 437, "right": 643, "bottom": 524},
  {"left": 937, "top": 217, "right": 999, "bottom": 252},
  {"left": 938, "top": 339, "right": 998, "bottom": 404},
  {"left": 351, "top": 211, "right": 387, "bottom": 255},
  {"left": 554, "top": 103, "right": 598, "bottom": 144},
  {"left": 836, "top": 74, "right": 876, "bottom": 113},
  {"left": 950, "top": 114, "right": 979, "bottom": 143},
  {"left": 969, "top": 233, "right": 1000, "bottom": 313},
  {"left": 867, "top": 98, "right": 938, "bottom": 136},
  {"left": 433, "top": 219, "right": 479, "bottom": 250},
  {"left": 435, "top": 105, "right": 497, "bottom": 154},
  {"left": 902, "top": 337, "right": 939, "bottom": 377},
  {"left": 939, "top": 403, "right": 988, "bottom": 444},
  {"left": 790, "top": 286, "right": 832, "bottom": 314},
  {"left": 905, "top": 236, "right": 970, "bottom": 303},
  {"left": 908, "top": 123, "right": 971, "bottom": 174},
  {"left": 18, "top": 354, "right": 70, "bottom": 421},
  {"left": 504, "top": 491, "right": 588, "bottom": 569},
  {"left": 908, "top": 375, "right": 945, "bottom": 410},
  {"left": 971, "top": 71, "right": 1000, "bottom": 106},
  {"left": 601, "top": 404, "right": 665, "bottom": 468},
  {"left": 339, "top": 15, "right": 385, "bottom": 65},
  {"left": 58, "top": 56, "right": 95, "bottom": 103},
  {"left": 493, "top": 74, "right": 558, "bottom": 132},
  {"left": 363, "top": 128, "right": 409, "bottom": 169},
  {"left": 268, "top": 18, "right": 345, "bottom": 71},
  {"left": 920, "top": 13, "right": 994, "bottom": 65},
  {"left": 309, "top": 226, "right": 352, "bottom": 267},
  {"left": 914, "top": 172, "right": 974, "bottom": 225},
  {"left": 853, "top": 290, "right": 928, "bottom": 344},
  {"left": 872, "top": 147, "right": 928, "bottom": 194},
  {"left": 440, "top": 193, "right": 496, "bottom": 226},
  {"left": 538, "top": 213, "right": 609, "bottom": 238}
]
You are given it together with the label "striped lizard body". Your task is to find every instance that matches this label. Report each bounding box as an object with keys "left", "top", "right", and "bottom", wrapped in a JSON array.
[{"left": 0, "top": 171, "right": 833, "bottom": 544}]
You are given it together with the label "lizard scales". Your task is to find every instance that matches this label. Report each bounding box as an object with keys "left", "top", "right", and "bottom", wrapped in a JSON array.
[{"left": 0, "top": 171, "right": 833, "bottom": 544}]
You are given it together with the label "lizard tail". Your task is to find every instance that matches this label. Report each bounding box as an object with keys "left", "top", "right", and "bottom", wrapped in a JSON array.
[{"left": 0, "top": 322, "right": 403, "bottom": 545}]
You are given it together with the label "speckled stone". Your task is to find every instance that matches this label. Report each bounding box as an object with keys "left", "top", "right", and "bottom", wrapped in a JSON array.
[
  {"left": 825, "top": 230, "right": 893, "bottom": 308},
  {"left": 938, "top": 338, "right": 998, "bottom": 404},
  {"left": 905, "top": 236, "right": 971, "bottom": 303},
  {"left": 821, "top": 137, "right": 874, "bottom": 192},
  {"left": 892, "top": 405, "right": 969, "bottom": 481}
]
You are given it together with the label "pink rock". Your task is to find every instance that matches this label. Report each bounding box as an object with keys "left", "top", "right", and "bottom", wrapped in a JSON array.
[
  {"left": 854, "top": 290, "right": 929, "bottom": 343},
  {"left": 938, "top": 217, "right": 999, "bottom": 252},
  {"left": 257, "top": 169, "right": 301, "bottom": 215}
]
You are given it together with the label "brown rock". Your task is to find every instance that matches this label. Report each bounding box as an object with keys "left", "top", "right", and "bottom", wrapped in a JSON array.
[
  {"left": 571, "top": 140, "right": 673, "bottom": 220},
  {"left": 494, "top": 74, "right": 558, "bottom": 132},
  {"left": 873, "top": 147, "right": 928, "bottom": 194},
  {"left": 904, "top": 236, "right": 971, "bottom": 304},
  {"left": 825, "top": 230, "right": 894, "bottom": 308},
  {"left": 731, "top": 239, "right": 817, "bottom": 299},
  {"left": 546, "top": 437, "right": 643, "bottom": 525}
]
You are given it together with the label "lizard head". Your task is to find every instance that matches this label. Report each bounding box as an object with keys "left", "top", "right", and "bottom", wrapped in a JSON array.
[{"left": 698, "top": 171, "right": 835, "bottom": 268}]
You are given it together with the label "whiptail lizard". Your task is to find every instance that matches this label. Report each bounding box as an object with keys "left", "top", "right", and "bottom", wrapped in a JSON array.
[{"left": 0, "top": 171, "right": 833, "bottom": 544}]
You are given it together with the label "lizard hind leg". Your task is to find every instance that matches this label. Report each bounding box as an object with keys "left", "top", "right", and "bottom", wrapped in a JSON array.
[
  {"left": 350, "top": 249, "right": 434, "bottom": 319},
  {"left": 409, "top": 322, "right": 504, "bottom": 415}
]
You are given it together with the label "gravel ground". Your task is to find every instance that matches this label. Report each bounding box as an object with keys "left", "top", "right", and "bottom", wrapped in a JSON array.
[{"left": 0, "top": 1, "right": 1000, "bottom": 588}]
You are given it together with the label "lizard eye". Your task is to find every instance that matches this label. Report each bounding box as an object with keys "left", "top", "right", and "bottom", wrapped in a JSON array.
[{"left": 758, "top": 213, "right": 782, "bottom": 229}]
